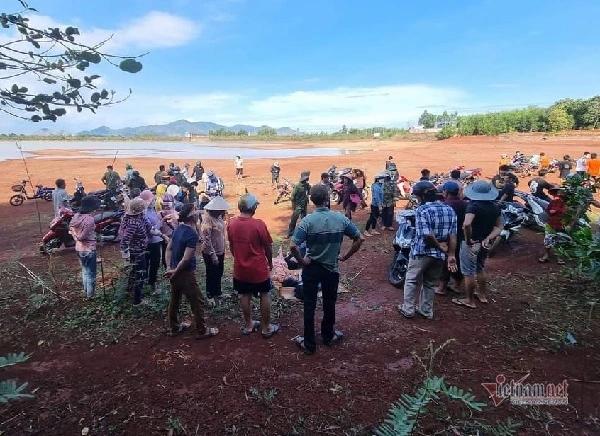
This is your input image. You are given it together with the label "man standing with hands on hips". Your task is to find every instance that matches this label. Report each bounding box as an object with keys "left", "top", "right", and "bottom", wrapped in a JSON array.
[{"left": 290, "top": 184, "right": 364, "bottom": 355}]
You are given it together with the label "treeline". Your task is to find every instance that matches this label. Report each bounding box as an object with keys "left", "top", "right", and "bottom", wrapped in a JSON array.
[{"left": 424, "top": 96, "right": 600, "bottom": 139}]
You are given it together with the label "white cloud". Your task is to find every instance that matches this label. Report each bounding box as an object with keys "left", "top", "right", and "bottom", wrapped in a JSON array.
[{"left": 2, "top": 11, "right": 200, "bottom": 51}]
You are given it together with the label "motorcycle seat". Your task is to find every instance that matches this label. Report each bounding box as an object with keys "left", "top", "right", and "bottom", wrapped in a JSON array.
[{"left": 94, "top": 211, "right": 118, "bottom": 223}]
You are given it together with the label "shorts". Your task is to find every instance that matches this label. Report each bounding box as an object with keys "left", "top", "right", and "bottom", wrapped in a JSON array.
[
  {"left": 459, "top": 240, "right": 488, "bottom": 276},
  {"left": 233, "top": 278, "right": 272, "bottom": 296},
  {"left": 236, "top": 168, "right": 243, "bottom": 176}
]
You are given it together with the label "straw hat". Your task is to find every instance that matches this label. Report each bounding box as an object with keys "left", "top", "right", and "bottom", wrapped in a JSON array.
[
  {"left": 127, "top": 197, "right": 146, "bottom": 215},
  {"left": 204, "top": 196, "right": 230, "bottom": 211}
]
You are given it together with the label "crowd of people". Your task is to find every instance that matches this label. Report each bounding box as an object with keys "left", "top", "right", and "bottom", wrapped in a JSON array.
[{"left": 46, "top": 148, "right": 600, "bottom": 354}]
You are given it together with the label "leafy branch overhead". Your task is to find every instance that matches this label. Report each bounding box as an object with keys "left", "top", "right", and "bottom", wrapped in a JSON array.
[{"left": 0, "top": 0, "right": 144, "bottom": 122}]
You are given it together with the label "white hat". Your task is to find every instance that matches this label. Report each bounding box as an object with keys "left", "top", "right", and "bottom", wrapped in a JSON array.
[
  {"left": 204, "top": 196, "right": 230, "bottom": 211},
  {"left": 166, "top": 184, "right": 180, "bottom": 196}
]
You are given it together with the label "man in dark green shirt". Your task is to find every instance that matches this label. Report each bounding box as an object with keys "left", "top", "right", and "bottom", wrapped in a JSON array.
[{"left": 287, "top": 171, "right": 310, "bottom": 237}]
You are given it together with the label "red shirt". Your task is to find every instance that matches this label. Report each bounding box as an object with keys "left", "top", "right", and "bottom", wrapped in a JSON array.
[
  {"left": 547, "top": 197, "right": 566, "bottom": 231},
  {"left": 227, "top": 216, "right": 273, "bottom": 283}
]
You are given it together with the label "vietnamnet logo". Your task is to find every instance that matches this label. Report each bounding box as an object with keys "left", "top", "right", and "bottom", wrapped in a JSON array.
[{"left": 482, "top": 373, "right": 569, "bottom": 407}]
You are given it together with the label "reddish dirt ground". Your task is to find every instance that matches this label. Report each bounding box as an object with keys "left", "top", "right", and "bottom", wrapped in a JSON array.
[{"left": 1, "top": 133, "right": 599, "bottom": 435}]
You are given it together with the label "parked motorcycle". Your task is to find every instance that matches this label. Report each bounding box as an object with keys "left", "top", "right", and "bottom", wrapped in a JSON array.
[
  {"left": 10, "top": 180, "right": 54, "bottom": 206},
  {"left": 87, "top": 187, "right": 124, "bottom": 211},
  {"left": 487, "top": 201, "right": 527, "bottom": 257},
  {"left": 388, "top": 210, "right": 416, "bottom": 288},
  {"left": 40, "top": 208, "right": 123, "bottom": 253},
  {"left": 514, "top": 190, "right": 548, "bottom": 229}
]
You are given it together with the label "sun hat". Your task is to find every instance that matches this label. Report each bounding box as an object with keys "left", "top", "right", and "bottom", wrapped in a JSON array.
[
  {"left": 204, "top": 196, "right": 230, "bottom": 211},
  {"left": 464, "top": 180, "right": 498, "bottom": 201},
  {"left": 166, "top": 184, "right": 180, "bottom": 196},
  {"left": 300, "top": 171, "right": 310, "bottom": 182},
  {"left": 441, "top": 181, "right": 460, "bottom": 195},
  {"left": 274, "top": 161, "right": 280, "bottom": 168},
  {"left": 127, "top": 197, "right": 147, "bottom": 215},
  {"left": 139, "top": 189, "right": 154, "bottom": 205},
  {"left": 238, "top": 193, "right": 259, "bottom": 211},
  {"left": 80, "top": 195, "right": 101, "bottom": 214},
  {"left": 375, "top": 171, "right": 389, "bottom": 180}
]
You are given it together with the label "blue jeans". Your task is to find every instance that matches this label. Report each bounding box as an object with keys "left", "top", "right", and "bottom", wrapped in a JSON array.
[{"left": 77, "top": 250, "right": 97, "bottom": 298}]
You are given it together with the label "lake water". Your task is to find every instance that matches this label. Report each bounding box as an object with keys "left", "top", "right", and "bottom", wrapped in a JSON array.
[
  {"left": 0, "top": 140, "right": 345, "bottom": 162},
  {"left": 0, "top": 141, "right": 346, "bottom": 161}
]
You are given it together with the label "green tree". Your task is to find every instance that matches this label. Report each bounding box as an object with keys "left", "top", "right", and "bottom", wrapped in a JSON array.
[
  {"left": 547, "top": 106, "right": 574, "bottom": 132},
  {"left": 582, "top": 96, "right": 600, "bottom": 129},
  {"left": 257, "top": 126, "right": 277, "bottom": 136},
  {"left": 0, "top": 1, "right": 143, "bottom": 122},
  {"left": 418, "top": 110, "right": 436, "bottom": 128}
]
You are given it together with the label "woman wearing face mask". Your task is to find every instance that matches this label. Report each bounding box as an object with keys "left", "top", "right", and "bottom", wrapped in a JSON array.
[
  {"left": 159, "top": 193, "right": 179, "bottom": 269},
  {"left": 201, "top": 196, "right": 230, "bottom": 306}
]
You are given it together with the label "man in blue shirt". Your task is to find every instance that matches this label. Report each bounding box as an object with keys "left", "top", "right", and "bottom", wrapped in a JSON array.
[
  {"left": 290, "top": 184, "right": 364, "bottom": 354},
  {"left": 364, "top": 172, "right": 385, "bottom": 236},
  {"left": 399, "top": 181, "right": 458, "bottom": 319},
  {"left": 165, "top": 203, "right": 218, "bottom": 340}
]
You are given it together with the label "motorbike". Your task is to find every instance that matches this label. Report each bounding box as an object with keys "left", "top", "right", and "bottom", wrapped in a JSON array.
[
  {"left": 329, "top": 168, "right": 369, "bottom": 204},
  {"left": 514, "top": 190, "right": 548, "bottom": 229},
  {"left": 40, "top": 208, "right": 123, "bottom": 253},
  {"left": 10, "top": 180, "right": 54, "bottom": 206},
  {"left": 388, "top": 210, "right": 416, "bottom": 288},
  {"left": 40, "top": 207, "right": 76, "bottom": 253},
  {"left": 487, "top": 201, "right": 527, "bottom": 257},
  {"left": 87, "top": 186, "right": 124, "bottom": 211}
]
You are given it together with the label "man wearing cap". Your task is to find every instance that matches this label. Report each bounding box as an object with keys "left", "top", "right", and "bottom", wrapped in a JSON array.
[
  {"left": 271, "top": 162, "right": 281, "bottom": 186},
  {"left": 399, "top": 181, "right": 458, "bottom": 319},
  {"left": 101, "top": 165, "right": 120, "bottom": 191},
  {"left": 290, "top": 184, "right": 363, "bottom": 354},
  {"left": 287, "top": 171, "right": 311, "bottom": 237},
  {"left": 165, "top": 203, "right": 219, "bottom": 339},
  {"left": 228, "top": 194, "right": 280, "bottom": 338},
  {"left": 381, "top": 172, "right": 398, "bottom": 231},
  {"left": 364, "top": 172, "right": 385, "bottom": 236},
  {"left": 69, "top": 195, "right": 101, "bottom": 298},
  {"left": 436, "top": 181, "right": 467, "bottom": 295},
  {"left": 453, "top": 181, "right": 502, "bottom": 309}
]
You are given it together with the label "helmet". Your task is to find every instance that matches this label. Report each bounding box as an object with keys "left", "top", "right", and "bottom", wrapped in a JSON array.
[{"left": 411, "top": 181, "right": 436, "bottom": 197}]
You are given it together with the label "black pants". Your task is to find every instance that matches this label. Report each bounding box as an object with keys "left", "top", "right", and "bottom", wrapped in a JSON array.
[
  {"left": 272, "top": 174, "right": 279, "bottom": 184},
  {"left": 382, "top": 205, "right": 394, "bottom": 228},
  {"left": 202, "top": 253, "right": 225, "bottom": 298},
  {"left": 365, "top": 205, "right": 380, "bottom": 230},
  {"left": 146, "top": 241, "right": 162, "bottom": 286},
  {"left": 161, "top": 240, "right": 167, "bottom": 269},
  {"left": 128, "top": 250, "right": 147, "bottom": 304},
  {"left": 288, "top": 207, "right": 306, "bottom": 236},
  {"left": 302, "top": 263, "right": 340, "bottom": 352}
]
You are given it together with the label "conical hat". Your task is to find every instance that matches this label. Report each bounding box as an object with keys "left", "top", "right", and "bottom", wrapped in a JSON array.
[{"left": 204, "top": 196, "right": 230, "bottom": 211}]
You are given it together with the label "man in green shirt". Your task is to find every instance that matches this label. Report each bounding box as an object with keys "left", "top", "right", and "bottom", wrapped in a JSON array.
[
  {"left": 287, "top": 171, "right": 311, "bottom": 237},
  {"left": 290, "top": 184, "right": 364, "bottom": 354},
  {"left": 101, "top": 165, "right": 121, "bottom": 191}
]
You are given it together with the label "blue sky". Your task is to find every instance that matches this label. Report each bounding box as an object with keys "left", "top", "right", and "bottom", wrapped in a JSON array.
[{"left": 3, "top": 0, "right": 600, "bottom": 132}]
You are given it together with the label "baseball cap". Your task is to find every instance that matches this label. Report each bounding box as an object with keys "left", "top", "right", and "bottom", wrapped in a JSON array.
[
  {"left": 238, "top": 193, "right": 259, "bottom": 211},
  {"left": 441, "top": 181, "right": 460, "bottom": 194}
]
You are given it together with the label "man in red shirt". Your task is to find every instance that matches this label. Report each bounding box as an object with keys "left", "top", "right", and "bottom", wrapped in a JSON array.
[
  {"left": 228, "top": 193, "right": 280, "bottom": 338},
  {"left": 539, "top": 187, "right": 567, "bottom": 264}
]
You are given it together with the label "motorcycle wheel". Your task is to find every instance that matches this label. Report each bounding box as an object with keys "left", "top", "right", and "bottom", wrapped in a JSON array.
[
  {"left": 330, "top": 191, "right": 340, "bottom": 204},
  {"left": 9, "top": 194, "right": 24, "bottom": 206},
  {"left": 40, "top": 238, "right": 62, "bottom": 254},
  {"left": 388, "top": 251, "right": 408, "bottom": 289},
  {"left": 43, "top": 192, "right": 53, "bottom": 201}
]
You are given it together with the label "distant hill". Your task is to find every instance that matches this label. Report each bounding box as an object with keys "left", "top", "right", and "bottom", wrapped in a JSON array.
[{"left": 79, "top": 120, "right": 299, "bottom": 137}]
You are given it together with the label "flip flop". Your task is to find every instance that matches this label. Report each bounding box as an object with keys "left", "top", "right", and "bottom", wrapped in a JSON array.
[
  {"left": 452, "top": 298, "right": 476, "bottom": 309},
  {"left": 195, "top": 326, "right": 219, "bottom": 340},
  {"left": 292, "top": 335, "right": 315, "bottom": 355},
  {"left": 397, "top": 304, "right": 414, "bottom": 318},
  {"left": 261, "top": 323, "right": 280, "bottom": 339},
  {"left": 474, "top": 293, "right": 489, "bottom": 304},
  {"left": 167, "top": 323, "right": 190, "bottom": 337},
  {"left": 323, "top": 330, "right": 344, "bottom": 347},
  {"left": 538, "top": 257, "right": 549, "bottom": 263},
  {"left": 241, "top": 320, "right": 261, "bottom": 335}
]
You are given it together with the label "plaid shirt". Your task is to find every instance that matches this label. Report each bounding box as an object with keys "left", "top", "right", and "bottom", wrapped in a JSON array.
[{"left": 411, "top": 201, "right": 457, "bottom": 260}]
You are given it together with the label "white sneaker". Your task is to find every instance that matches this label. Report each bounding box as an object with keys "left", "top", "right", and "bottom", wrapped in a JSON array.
[
  {"left": 371, "top": 230, "right": 381, "bottom": 235},
  {"left": 363, "top": 231, "right": 372, "bottom": 237}
]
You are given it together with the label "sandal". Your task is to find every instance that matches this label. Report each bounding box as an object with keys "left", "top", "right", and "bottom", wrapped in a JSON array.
[
  {"left": 538, "top": 257, "right": 549, "bottom": 263},
  {"left": 397, "top": 304, "right": 414, "bottom": 318},
  {"left": 168, "top": 323, "right": 190, "bottom": 337},
  {"left": 241, "top": 320, "right": 261, "bottom": 336},
  {"left": 292, "top": 335, "right": 314, "bottom": 355},
  {"left": 261, "top": 323, "right": 280, "bottom": 339},
  {"left": 196, "top": 326, "right": 219, "bottom": 340},
  {"left": 474, "top": 293, "right": 489, "bottom": 304},
  {"left": 452, "top": 298, "right": 476, "bottom": 309},
  {"left": 323, "top": 330, "right": 344, "bottom": 346}
]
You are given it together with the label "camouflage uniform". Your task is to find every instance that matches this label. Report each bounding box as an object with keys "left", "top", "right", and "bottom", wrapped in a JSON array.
[
  {"left": 382, "top": 179, "right": 398, "bottom": 228},
  {"left": 288, "top": 180, "right": 310, "bottom": 236}
]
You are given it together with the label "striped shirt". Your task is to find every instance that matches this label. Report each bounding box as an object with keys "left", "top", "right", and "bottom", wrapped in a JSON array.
[
  {"left": 119, "top": 214, "right": 152, "bottom": 253},
  {"left": 411, "top": 201, "right": 457, "bottom": 260},
  {"left": 292, "top": 207, "right": 360, "bottom": 272}
]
